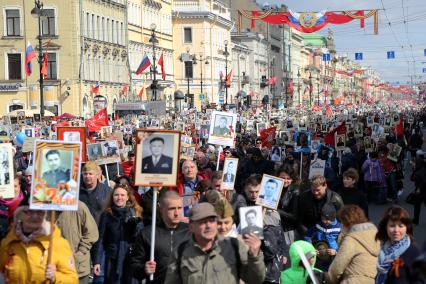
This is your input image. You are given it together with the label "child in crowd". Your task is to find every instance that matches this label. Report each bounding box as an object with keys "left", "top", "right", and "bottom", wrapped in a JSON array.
[
  {"left": 304, "top": 203, "right": 342, "bottom": 271},
  {"left": 280, "top": 240, "right": 327, "bottom": 284}
]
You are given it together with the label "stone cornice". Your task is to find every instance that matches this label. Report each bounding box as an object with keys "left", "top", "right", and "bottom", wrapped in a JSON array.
[{"left": 172, "top": 11, "right": 233, "bottom": 28}]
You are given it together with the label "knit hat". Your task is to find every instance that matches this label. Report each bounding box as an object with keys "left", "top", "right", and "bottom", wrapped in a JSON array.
[
  {"left": 321, "top": 203, "right": 336, "bottom": 220},
  {"left": 213, "top": 199, "right": 234, "bottom": 219},
  {"left": 83, "top": 161, "right": 98, "bottom": 172},
  {"left": 24, "top": 166, "right": 33, "bottom": 176}
]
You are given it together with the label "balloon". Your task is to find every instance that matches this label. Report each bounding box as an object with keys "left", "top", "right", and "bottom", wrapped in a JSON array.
[{"left": 15, "top": 132, "right": 26, "bottom": 146}]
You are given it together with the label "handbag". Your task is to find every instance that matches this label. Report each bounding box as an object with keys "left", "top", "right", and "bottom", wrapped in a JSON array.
[{"left": 405, "top": 191, "right": 420, "bottom": 205}]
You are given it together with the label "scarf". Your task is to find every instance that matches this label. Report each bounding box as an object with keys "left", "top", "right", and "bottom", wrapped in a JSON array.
[
  {"left": 111, "top": 204, "right": 134, "bottom": 220},
  {"left": 0, "top": 192, "right": 24, "bottom": 219},
  {"left": 376, "top": 235, "right": 410, "bottom": 284},
  {"left": 15, "top": 221, "right": 44, "bottom": 244}
]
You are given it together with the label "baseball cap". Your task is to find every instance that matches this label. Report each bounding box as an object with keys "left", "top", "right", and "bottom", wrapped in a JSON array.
[
  {"left": 189, "top": 203, "right": 218, "bottom": 222},
  {"left": 321, "top": 203, "right": 336, "bottom": 221}
]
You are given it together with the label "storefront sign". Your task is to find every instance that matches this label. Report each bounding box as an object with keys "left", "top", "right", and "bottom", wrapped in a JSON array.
[{"left": 0, "top": 83, "right": 20, "bottom": 92}]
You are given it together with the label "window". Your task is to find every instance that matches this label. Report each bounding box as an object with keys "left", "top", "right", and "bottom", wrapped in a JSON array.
[
  {"left": 86, "top": 12, "right": 90, "bottom": 37},
  {"left": 102, "top": 17, "right": 105, "bottom": 41},
  {"left": 184, "top": 61, "right": 193, "bottom": 78},
  {"left": 111, "top": 20, "right": 115, "bottom": 43},
  {"left": 5, "top": 9, "right": 21, "bottom": 36},
  {"left": 106, "top": 18, "right": 110, "bottom": 42},
  {"left": 91, "top": 14, "right": 95, "bottom": 38},
  {"left": 46, "top": 53, "right": 57, "bottom": 79},
  {"left": 41, "top": 9, "right": 55, "bottom": 36},
  {"left": 184, "top": 27, "right": 192, "bottom": 43},
  {"left": 96, "top": 16, "right": 100, "bottom": 40},
  {"left": 7, "top": 53, "right": 22, "bottom": 80},
  {"left": 121, "top": 22, "right": 124, "bottom": 45}
]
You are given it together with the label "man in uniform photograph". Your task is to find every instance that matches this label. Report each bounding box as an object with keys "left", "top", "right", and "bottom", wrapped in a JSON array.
[
  {"left": 241, "top": 209, "right": 263, "bottom": 238},
  {"left": 213, "top": 116, "right": 231, "bottom": 136},
  {"left": 141, "top": 137, "right": 173, "bottom": 174},
  {"left": 260, "top": 179, "right": 279, "bottom": 205},
  {"left": 223, "top": 161, "right": 236, "bottom": 183},
  {"left": 42, "top": 149, "right": 71, "bottom": 187}
]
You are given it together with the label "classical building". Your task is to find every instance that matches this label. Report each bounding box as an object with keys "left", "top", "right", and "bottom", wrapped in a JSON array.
[{"left": 0, "top": 0, "right": 128, "bottom": 117}]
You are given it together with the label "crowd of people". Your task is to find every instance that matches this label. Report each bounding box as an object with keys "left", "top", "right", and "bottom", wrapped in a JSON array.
[{"left": 0, "top": 106, "right": 425, "bottom": 284}]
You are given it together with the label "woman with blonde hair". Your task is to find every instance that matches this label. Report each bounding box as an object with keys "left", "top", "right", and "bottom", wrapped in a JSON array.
[{"left": 93, "top": 184, "right": 142, "bottom": 283}]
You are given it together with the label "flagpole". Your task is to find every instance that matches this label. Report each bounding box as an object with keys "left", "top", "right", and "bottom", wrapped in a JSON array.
[{"left": 32, "top": 0, "right": 45, "bottom": 118}]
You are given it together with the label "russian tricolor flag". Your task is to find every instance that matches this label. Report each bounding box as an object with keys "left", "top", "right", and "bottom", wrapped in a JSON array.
[
  {"left": 25, "top": 42, "right": 37, "bottom": 76},
  {"left": 135, "top": 54, "right": 151, "bottom": 75}
]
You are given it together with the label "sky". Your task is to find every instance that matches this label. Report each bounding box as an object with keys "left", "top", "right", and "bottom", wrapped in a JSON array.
[{"left": 255, "top": 0, "right": 426, "bottom": 84}]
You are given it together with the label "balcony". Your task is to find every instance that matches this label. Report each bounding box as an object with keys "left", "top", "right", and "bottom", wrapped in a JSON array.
[{"left": 173, "top": 1, "right": 209, "bottom": 12}]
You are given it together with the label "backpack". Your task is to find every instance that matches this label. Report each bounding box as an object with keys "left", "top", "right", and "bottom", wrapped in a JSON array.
[
  {"left": 176, "top": 237, "right": 241, "bottom": 279},
  {"left": 262, "top": 225, "right": 287, "bottom": 283}
]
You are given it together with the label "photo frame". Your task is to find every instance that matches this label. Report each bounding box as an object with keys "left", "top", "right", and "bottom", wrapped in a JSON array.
[
  {"left": 256, "top": 123, "right": 267, "bottom": 136},
  {"left": 180, "top": 145, "right": 195, "bottom": 160},
  {"left": 366, "top": 116, "right": 374, "bottom": 127},
  {"left": 33, "top": 113, "right": 41, "bottom": 122},
  {"left": 239, "top": 206, "right": 264, "bottom": 239},
  {"left": 270, "top": 146, "right": 282, "bottom": 162},
  {"left": 364, "top": 137, "right": 373, "bottom": 152},
  {"left": 24, "top": 128, "right": 34, "bottom": 138},
  {"left": 208, "top": 111, "right": 237, "bottom": 147},
  {"left": 17, "top": 111, "right": 26, "bottom": 125},
  {"left": 256, "top": 174, "right": 284, "bottom": 210},
  {"left": 335, "top": 133, "right": 346, "bottom": 151},
  {"left": 387, "top": 144, "right": 402, "bottom": 162},
  {"left": 100, "top": 126, "right": 113, "bottom": 139},
  {"left": 10, "top": 117, "right": 17, "bottom": 125},
  {"left": 30, "top": 140, "right": 82, "bottom": 211},
  {"left": 86, "top": 143, "right": 103, "bottom": 161},
  {"left": 57, "top": 127, "right": 87, "bottom": 162},
  {"left": 0, "top": 143, "right": 15, "bottom": 199},
  {"left": 221, "top": 157, "right": 239, "bottom": 190},
  {"left": 134, "top": 129, "right": 180, "bottom": 187}
]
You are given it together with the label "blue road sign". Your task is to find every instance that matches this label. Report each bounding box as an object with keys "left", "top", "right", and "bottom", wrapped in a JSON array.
[
  {"left": 355, "top": 53, "right": 363, "bottom": 60},
  {"left": 423, "top": 68, "right": 426, "bottom": 73},
  {"left": 323, "top": 54, "right": 331, "bottom": 61},
  {"left": 387, "top": 51, "right": 395, "bottom": 59}
]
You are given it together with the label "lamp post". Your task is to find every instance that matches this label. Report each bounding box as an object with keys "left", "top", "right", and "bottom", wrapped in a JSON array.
[
  {"left": 149, "top": 23, "right": 158, "bottom": 101},
  {"left": 297, "top": 68, "right": 301, "bottom": 106},
  {"left": 316, "top": 74, "right": 320, "bottom": 106},
  {"left": 31, "top": 0, "right": 45, "bottom": 118},
  {"left": 185, "top": 48, "right": 191, "bottom": 108},
  {"left": 309, "top": 71, "right": 313, "bottom": 108},
  {"left": 224, "top": 40, "right": 229, "bottom": 105}
]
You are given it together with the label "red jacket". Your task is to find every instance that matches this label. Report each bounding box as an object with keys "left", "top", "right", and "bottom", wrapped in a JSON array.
[{"left": 175, "top": 172, "right": 210, "bottom": 196}]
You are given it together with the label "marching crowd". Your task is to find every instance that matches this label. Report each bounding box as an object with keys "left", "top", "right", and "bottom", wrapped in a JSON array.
[{"left": 0, "top": 107, "right": 425, "bottom": 284}]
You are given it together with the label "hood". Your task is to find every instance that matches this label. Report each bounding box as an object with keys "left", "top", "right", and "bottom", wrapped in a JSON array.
[
  {"left": 4, "top": 223, "right": 62, "bottom": 250},
  {"left": 347, "top": 222, "right": 380, "bottom": 256},
  {"left": 289, "top": 240, "right": 316, "bottom": 269}
]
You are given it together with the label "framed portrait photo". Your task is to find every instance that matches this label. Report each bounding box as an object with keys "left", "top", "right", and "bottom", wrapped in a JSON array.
[
  {"left": 24, "top": 128, "right": 34, "bottom": 138},
  {"left": 256, "top": 122, "right": 267, "bottom": 136},
  {"left": 256, "top": 174, "right": 284, "bottom": 210},
  {"left": 30, "top": 140, "right": 82, "bottom": 211},
  {"left": 134, "top": 129, "right": 180, "bottom": 187},
  {"left": 270, "top": 146, "right": 282, "bottom": 162},
  {"left": 208, "top": 111, "right": 237, "bottom": 147},
  {"left": 57, "top": 127, "right": 88, "bottom": 162},
  {"left": 0, "top": 143, "right": 15, "bottom": 199},
  {"left": 86, "top": 143, "right": 103, "bottom": 161},
  {"left": 100, "top": 126, "right": 113, "bottom": 139},
  {"left": 387, "top": 144, "right": 402, "bottom": 162},
  {"left": 221, "top": 158, "right": 239, "bottom": 190},
  {"left": 335, "top": 133, "right": 346, "bottom": 151},
  {"left": 33, "top": 113, "right": 41, "bottom": 122},
  {"left": 239, "top": 206, "right": 264, "bottom": 239}
]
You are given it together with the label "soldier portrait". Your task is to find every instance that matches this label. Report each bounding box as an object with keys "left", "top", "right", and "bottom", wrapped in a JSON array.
[
  {"left": 41, "top": 149, "right": 71, "bottom": 188},
  {"left": 63, "top": 131, "right": 80, "bottom": 142},
  {"left": 212, "top": 115, "right": 232, "bottom": 136},
  {"left": 101, "top": 141, "right": 119, "bottom": 157},
  {"left": 87, "top": 143, "right": 103, "bottom": 161},
  {"left": 141, "top": 136, "right": 173, "bottom": 174},
  {"left": 256, "top": 174, "right": 284, "bottom": 209},
  {"left": 239, "top": 206, "right": 263, "bottom": 239}
]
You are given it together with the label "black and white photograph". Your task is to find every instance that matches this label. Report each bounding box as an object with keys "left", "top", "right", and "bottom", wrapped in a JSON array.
[
  {"left": 134, "top": 130, "right": 180, "bottom": 187},
  {"left": 150, "top": 119, "right": 160, "bottom": 128},
  {"left": 31, "top": 141, "right": 82, "bottom": 211},
  {"left": 24, "top": 128, "right": 34, "bottom": 138},
  {"left": 33, "top": 113, "right": 41, "bottom": 122},
  {"left": 354, "top": 123, "right": 363, "bottom": 137},
  {"left": 87, "top": 143, "right": 103, "bottom": 161},
  {"left": 239, "top": 206, "right": 264, "bottom": 239},
  {"left": 270, "top": 146, "right": 282, "bottom": 162},
  {"left": 321, "top": 124, "right": 328, "bottom": 132},
  {"left": 367, "top": 116, "right": 374, "bottom": 127},
  {"left": 199, "top": 125, "right": 210, "bottom": 139},
  {"left": 311, "top": 140, "right": 320, "bottom": 153},
  {"left": 364, "top": 137, "right": 373, "bottom": 152},
  {"left": 181, "top": 135, "right": 192, "bottom": 146},
  {"left": 221, "top": 158, "right": 238, "bottom": 190},
  {"left": 335, "top": 134, "right": 346, "bottom": 151},
  {"left": 279, "top": 131, "right": 290, "bottom": 143},
  {"left": 387, "top": 144, "right": 402, "bottom": 162},
  {"left": 17, "top": 111, "right": 25, "bottom": 124},
  {"left": 256, "top": 122, "right": 266, "bottom": 136},
  {"left": 101, "top": 140, "right": 119, "bottom": 158},
  {"left": 256, "top": 174, "right": 285, "bottom": 210},
  {"left": 100, "top": 126, "right": 112, "bottom": 138},
  {"left": 63, "top": 131, "right": 81, "bottom": 142},
  {"left": 208, "top": 111, "right": 237, "bottom": 147},
  {"left": 299, "top": 120, "right": 307, "bottom": 131},
  {"left": 0, "top": 144, "right": 14, "bottom": 199}
]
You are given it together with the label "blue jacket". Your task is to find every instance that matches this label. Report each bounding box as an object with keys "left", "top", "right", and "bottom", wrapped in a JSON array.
[{"left": 304, "top": 219, "right": 342, "bottom": 251}]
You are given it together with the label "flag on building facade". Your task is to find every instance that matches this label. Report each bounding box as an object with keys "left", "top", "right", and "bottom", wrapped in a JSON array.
[
  {"left": 135, "top": 54, "right": 151, "bottom": 75},
  {"left": 121, "top": 84, "right": 129, "bottom": 96},
  {"left": 267, "top": 76, "right": 277, "bottom": 85},
  {"left": 138, "top": 85, "right": 145, "bottom": 99},
  {"left": 25, "top": 42, "right": 37, "bottom": 76},
  {"left": 91, "top": 82, "right": 100, "bottom": 94},
  {"left": 226, "top": 69, "right": 233, "bottom": 87},
  {"left": 158, "top": 52, "right": 166, "bottom": 80},
  {"left": 41, "top": 53, "right": 48, "bottom": 78}
]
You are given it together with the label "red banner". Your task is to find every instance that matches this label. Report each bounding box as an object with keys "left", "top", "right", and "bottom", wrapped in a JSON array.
[{"left": 85, "top": 108, "right": 109, "bottom": 132}]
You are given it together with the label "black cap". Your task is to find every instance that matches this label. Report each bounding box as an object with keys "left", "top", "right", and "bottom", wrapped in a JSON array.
[{"left": 321, "top": 203, "right": 336, "bottom": 220}]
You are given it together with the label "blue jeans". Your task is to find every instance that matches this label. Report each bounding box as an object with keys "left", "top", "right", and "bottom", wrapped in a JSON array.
[{"left": 386, "top": 172, "right": 398, "bottom": 201}]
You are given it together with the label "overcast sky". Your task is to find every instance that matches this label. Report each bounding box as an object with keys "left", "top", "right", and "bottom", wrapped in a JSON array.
[{"left": 255, "top": 0, "right": 426, "bottom": 84}]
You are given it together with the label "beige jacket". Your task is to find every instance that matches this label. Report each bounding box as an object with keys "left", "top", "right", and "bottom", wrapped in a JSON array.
[{"left": 328, "top": 222, "right": 380, "bottom": 284}]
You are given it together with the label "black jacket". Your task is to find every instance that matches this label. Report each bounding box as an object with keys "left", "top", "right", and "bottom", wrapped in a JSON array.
[
  {"left": 385, "top": 243, "right": 423, "bottom": 284},
  {"left": 336, "top": 187, "right": 369, "bottom": 217},
  {"left": 277, "top": 185, "right": 299, "bottom": 232},
  {"left": 79, "top": 182, "right": 112, "bottom": 224},
  {"left": 297, "top": 189, "right": 344, "bottom": 231},
  {"left": 130, "top": 220, "right": 191, "bottom": 283}
]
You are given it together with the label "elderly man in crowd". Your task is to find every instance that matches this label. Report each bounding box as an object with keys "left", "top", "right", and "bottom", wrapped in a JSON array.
[
  {"left": 165, "top": 202, "right": 265, "bottom": 284},
  {"left": 130, "top": 190, "right": 191, "bottom": 283}
]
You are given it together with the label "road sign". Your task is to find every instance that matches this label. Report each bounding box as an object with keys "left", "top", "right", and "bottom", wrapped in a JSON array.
[
  {"left": 387, "top": 51, "right": 395, "bottom": 59},
  {"left": 355, "top": 53, "right": 363, "bottom": 60},
  {"left": 423, "top": 68, "right": 426, "bottom": 73},
  {"left": 323, "top": 54, "right": 331, "bottom": 61}
]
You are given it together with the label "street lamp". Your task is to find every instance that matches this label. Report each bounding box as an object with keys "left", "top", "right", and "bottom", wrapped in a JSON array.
[
  {"left": 31, "top": 0, "right": 46, "bottom": 118},
  {"left": 196, "top": 54, "right": 209, "bottom": 96},
  {"left": 224, "top": 40, "right": 229, "bottom": 105},
  {"left": 149, "top": 23, "right": 158, "bottom": 101},
  {"left": 309, "top": 71, "right": 313, "bottom": 108},
  {"left": 185, "top": 47, "right": 191, "bottom": 108},
  {"left": 297, "top": 68, "right": 301, "bottom": 106}
]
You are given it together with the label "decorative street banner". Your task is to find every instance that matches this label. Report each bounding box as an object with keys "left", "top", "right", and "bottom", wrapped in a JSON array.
[{"left": 239, "top": 9, "right": 379, "bottom": 34}]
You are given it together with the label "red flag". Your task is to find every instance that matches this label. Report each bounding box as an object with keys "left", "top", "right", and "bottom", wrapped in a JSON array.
[
  {"left": 359, "top": 11, "right": 365, "bottom": 28},
  {"left": 138, "top": 85, "right": 145, "bottom": 99},
  {"left": 158, "top": 53, "right": 166, "bottom": 80},
  {"left": 251, "top": 11, "right": 256, "bottom": 29},
  {"left": 260, "top": 127, "right": 276, "bottom": 149},
  {"left": 324, "top": 122, "right": 346, "bottom": 146},
  {"left": 91, "top": 82, "right": 100, "bottom": 94},
  {"left": 85, "top": 108, "right": 109, "bottom": 132},
  {"left": 395, "top": 115, "right": 404, "bottom": 136},
  {"left": 226, "top": 69, "right": 233, "bottom": 87},
  {"left": 325, "top": 104, "right": 333, "bottom": 117},
  {"left": 41, "top": 53, "right": 48, "bottom": 78},
  {"left": 267, "top": 77, "right": 277, "bottom": 85},
  {"left": 121, "top": 84, "right": 128, "bottom": 96}
]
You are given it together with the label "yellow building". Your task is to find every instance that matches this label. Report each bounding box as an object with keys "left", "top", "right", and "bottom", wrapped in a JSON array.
[
  {"left": 0, "top": 0, "right": 128, "bottom": 117},
  {"left": 172, "top": 0, "right": 233, "bottom": 107}
]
